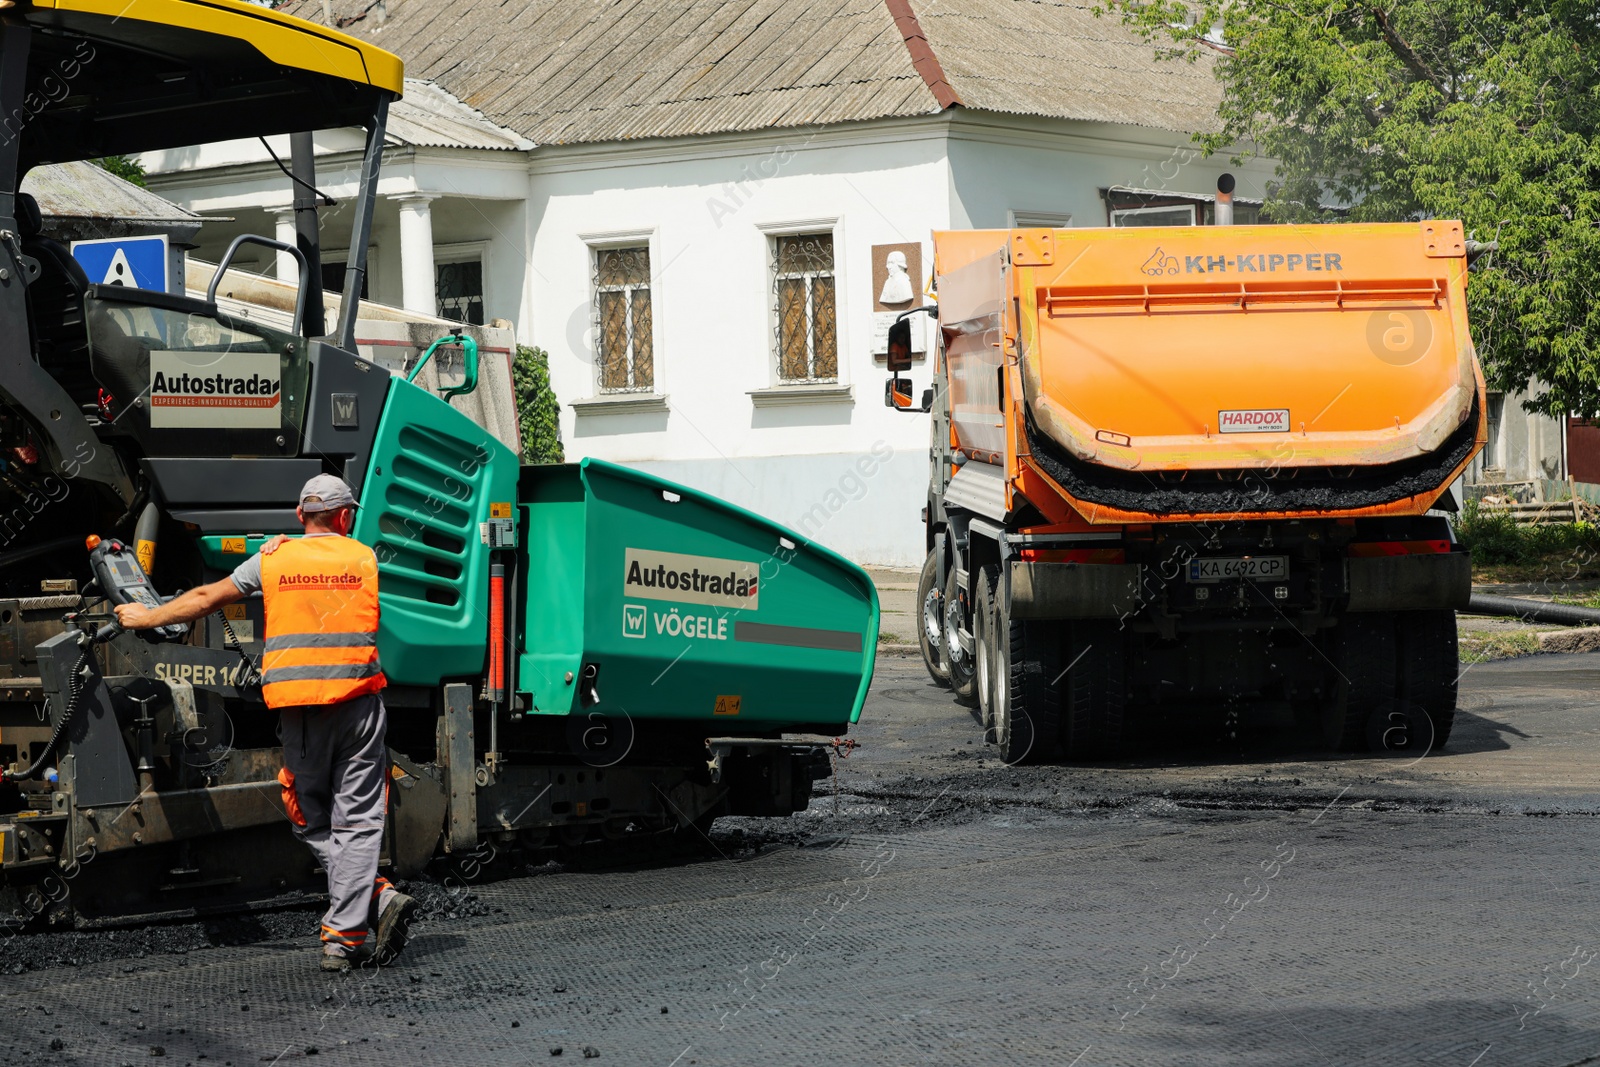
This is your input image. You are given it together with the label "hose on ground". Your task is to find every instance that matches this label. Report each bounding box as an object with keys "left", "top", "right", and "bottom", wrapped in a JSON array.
[
  {"left": 1466, "top": 593, "right": 1600, "bottom": 628},
  {"left": 0, "top": 645, "right": 91, "bottom": 783}
]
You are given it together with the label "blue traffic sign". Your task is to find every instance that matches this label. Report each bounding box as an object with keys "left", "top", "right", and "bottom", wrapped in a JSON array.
[{"left": 71, "top": 234, "right": 169, "bottom": 292}]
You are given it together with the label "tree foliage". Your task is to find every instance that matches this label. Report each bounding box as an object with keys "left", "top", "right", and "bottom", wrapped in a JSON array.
[
  {"left": 1108, "top": 1, "right": 1600, "bottom": 415},
  {"left": 513, "top": 344, "right": 565, "bottom": 464},
  {"left": 91, "top": 155, "right": 147, "bottom": 188}
]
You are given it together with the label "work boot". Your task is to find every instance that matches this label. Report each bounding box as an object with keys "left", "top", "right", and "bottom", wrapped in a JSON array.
[
  {"left": 322, "top": 946, "right": 375, "bottom": 973},
  {"left": 373, "top": 892, "right": 417, "bottom": 965}
]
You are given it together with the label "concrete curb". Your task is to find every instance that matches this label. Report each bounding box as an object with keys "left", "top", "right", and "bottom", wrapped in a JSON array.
[
  {"left": 877, "top": 642, "right": 922, "bottom": 657},
  {"left": 1536, "top": 628, "right": 1600, "bottom": 654}
]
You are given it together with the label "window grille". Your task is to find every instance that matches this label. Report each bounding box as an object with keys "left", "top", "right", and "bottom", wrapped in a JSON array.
[
  {"left": 771, "top": 232, "right": 837, "bottom": 383},
  {"left": 436, "top": 259, "right": 484, "bottom": 326},
  {"left": 593, "top": 246, "right": 653, "bottom": 393}
]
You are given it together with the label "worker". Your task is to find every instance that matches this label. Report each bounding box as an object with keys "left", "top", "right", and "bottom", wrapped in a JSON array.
[{"left": 113, "top": 474, "right": 416, "bottom": 973}]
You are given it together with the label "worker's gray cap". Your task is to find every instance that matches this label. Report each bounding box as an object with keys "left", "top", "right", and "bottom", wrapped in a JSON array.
[{"left": 298, "top": 474, "right": 360, "bottom": 513}]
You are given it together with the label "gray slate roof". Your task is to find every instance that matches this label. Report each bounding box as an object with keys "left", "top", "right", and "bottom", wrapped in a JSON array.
[
  {"left": 389, "top": 79, "right": 535, "bottom": 151},
  {"left": 919, "top": 1, "right": 1220, "bottom": 132},
  {"left": 287, "top": 0, "right": 1221, "bottom": 145},
  {"left": 23, "top": 160, "right": 202, "bottom": 223}
]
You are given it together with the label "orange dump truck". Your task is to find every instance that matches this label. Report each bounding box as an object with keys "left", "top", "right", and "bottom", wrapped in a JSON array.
[{"left": 887, "top": 218, "right": 1485, "bottom": 761}]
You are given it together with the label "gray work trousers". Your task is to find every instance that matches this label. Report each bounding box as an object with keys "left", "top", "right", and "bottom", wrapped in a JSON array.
[{"left": 278, "top": 693, "right": 396, "bottom": 956}]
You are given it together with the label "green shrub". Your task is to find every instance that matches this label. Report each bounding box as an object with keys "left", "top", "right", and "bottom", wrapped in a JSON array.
[
  {"left": 512, "top": 344, "right": 564, "bottom": 464},
  {"left": 1454, "top": 497, "right": 1528, "bottom": 563},
  {"left": 1454, "top": 498, "right": 1600, "bottom": 566}
]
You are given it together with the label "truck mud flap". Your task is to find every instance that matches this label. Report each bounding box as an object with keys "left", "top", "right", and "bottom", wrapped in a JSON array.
[
  {"left": 1009, "top": 561, "right": 1141, "bottom": 619},
  {"left": 1346, "top": 552, "right": 1471, "bottom": 613}
]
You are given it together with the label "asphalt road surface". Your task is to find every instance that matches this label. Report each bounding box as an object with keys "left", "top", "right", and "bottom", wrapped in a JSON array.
[{"left": 4, "top": 651, "right": 1599, "bottom": 1067}]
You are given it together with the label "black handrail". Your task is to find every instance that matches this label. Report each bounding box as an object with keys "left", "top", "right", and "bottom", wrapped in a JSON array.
[{"left": 207, "top": 234, "right": 309, "bottom": 336}]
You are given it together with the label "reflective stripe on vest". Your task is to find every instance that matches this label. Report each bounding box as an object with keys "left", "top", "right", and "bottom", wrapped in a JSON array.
[
  {"left": 262, "top": 662, "right": 384, "bottom": 684},
  {"left": 263, "top": 632, "right": 380, "bottom": 652},
  {"left": 260, "top": 535, "right": 386, "bottom": 708}
]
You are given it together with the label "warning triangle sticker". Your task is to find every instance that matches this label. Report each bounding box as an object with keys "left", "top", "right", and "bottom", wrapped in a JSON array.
[{"left": 102, "top": 248, "right": 134, "bottom": 286}]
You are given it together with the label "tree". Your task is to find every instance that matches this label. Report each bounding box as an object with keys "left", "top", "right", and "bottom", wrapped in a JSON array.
[
  {"left": 92, "top": 155, "right": 147, "bottom": 188},
  {"left": 1106, "top": 1, "right": 1600, "bottom": 416},
  {"left": 512, "top": 344, "right": 565, "bottom": 463}
]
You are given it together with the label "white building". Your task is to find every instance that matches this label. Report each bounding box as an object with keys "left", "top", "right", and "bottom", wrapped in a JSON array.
[{"left": 140, "top": 0, "right": 1272, "bottom": 567}]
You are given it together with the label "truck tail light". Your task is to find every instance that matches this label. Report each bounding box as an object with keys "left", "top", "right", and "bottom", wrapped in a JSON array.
[
  {"left": 1347, "top": 540, "right": 1451, "bottom": 557},
  {"left": 1018, "top": 547, "right": 1127, "bottom": 564}
]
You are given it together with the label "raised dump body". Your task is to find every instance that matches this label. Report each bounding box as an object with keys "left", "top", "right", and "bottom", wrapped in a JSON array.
[
  {"left": 895, "top": 221, "right": 1484, "bottom": 762},
  {"left": 935, "top": 223, "right": 1482, "bottom": 520}
]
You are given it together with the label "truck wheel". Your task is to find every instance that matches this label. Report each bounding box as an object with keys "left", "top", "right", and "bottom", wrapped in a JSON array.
[
  {"left": 991, "top": 587, "right": 1064, "bottom": 764},
  {"left": 916, "top": 548, "right": 951, "bottom": 688},
  {"left": 973, "top": 567, "right": 997, "bottom": 731},
  {"left": 1322, "top": 614, "right": 1396, "bottom": 752},
  {"left": 1395, "top": 609, "right": 1458, "bottom": 751},
  {"left": 1061, "top": 626, "right": 1126, "bottom": 760},
  {"left": 945, "top": 566, "right": 978, "bottom": 707}
]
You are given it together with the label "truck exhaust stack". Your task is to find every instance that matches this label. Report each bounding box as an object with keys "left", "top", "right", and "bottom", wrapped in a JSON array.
[{"left": 1215, "top": 172, "right": 1235, "bottom": 226}]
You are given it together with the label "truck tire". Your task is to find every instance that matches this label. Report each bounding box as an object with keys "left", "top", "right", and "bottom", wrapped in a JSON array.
[
  {"left": 973, "top": 567, "right": 998, "bottom": 731},
  {"left": 991, "top": 585, "right": 1064, "bottom": 764},
  {"left": 916, "top": 548, "right": 951, "bottom": 688},
  {"left": 1061, "top": 625, "right": 1126, "bottom": 760},
  {"left": 1323, "top": 614, "right": 1396, "bottom": 752},
  {"left": 945, "top": 566, "right": 978, "bottom": 707},
  {"left": 1395, "top": 609, "right": 1457, "bottom": 751}
]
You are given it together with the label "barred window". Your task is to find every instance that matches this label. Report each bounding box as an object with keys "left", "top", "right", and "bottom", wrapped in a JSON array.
[
  {"left": 436, "top": 258, "right": 484, "bottom": 326},
  {"left": 593, "top": 246, "right": 653, "bottom": 393},
  {"left": 772, "top": 233, "right": 837, "bottom": 383}
]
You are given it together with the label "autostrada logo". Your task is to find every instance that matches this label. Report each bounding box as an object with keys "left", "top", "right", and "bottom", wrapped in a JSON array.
[
  {"left": 623, "top": 547, "right": 759, "bottom": 610},
  {"left": 148, "top": 351, "right": 282, "bottom": 429},
  {"left": 277, "top": 572, "right": 364, "bottom": 587},
  {"left": 150, "top": 369, "right": 280, "bottom": 400}
]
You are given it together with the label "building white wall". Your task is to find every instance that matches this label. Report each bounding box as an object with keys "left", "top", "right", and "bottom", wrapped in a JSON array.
[
  {"left": 525, "top": 117, "right": 954, "bottom": 567},
  {"left": 946, "top": 113, "right": 1278, "bottom": 230},
  {"left": 1465, "top": 384, "right": 1566, "bottom": 491}
]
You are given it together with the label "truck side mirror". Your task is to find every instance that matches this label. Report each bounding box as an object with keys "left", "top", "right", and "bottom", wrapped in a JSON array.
[
  {"left": 885, "top": 317, "right": 913, "bottom": 373},
  {"left": 883, "top": 378, "right": 933, "bottom": 412}
]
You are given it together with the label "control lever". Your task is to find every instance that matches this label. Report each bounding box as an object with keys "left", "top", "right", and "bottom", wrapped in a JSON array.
[{"left": 83, "top": 534, "right": 188, "bottom": 641}]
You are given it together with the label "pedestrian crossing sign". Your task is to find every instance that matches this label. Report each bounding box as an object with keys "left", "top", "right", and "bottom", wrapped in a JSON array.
[{"left": 70, "top": 234, "right": 170, "bottom": 292}]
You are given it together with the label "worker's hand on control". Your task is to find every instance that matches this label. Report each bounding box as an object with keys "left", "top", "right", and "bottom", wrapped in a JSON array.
[
  {"left": 114, "top": 602, "right": 155, "bottom": 629},
  {"left": 261, "top": 535, "right": 291, "bottom": 555}
]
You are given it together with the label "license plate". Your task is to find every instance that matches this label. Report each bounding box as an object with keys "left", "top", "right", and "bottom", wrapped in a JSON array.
[{"left": 1187, "top": 555, "right": 1289, "bottom": 583}]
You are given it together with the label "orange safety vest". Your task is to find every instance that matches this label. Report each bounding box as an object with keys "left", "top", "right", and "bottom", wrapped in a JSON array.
[{"left": 260, "top": 535, "right": 386, "bottom": 708}]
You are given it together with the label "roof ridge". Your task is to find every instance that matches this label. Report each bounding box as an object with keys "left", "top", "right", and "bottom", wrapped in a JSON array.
[{"left": 884, "top": 0, "right": 962, "bottom": 109}]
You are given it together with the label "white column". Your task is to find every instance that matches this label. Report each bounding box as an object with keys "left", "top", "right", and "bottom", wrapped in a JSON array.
[
  {"left": 271, "top": 207, "right": 299, "bottom": 284},
  {"left": 392, "top": 193, "right": 439, "bottom": 316}
]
